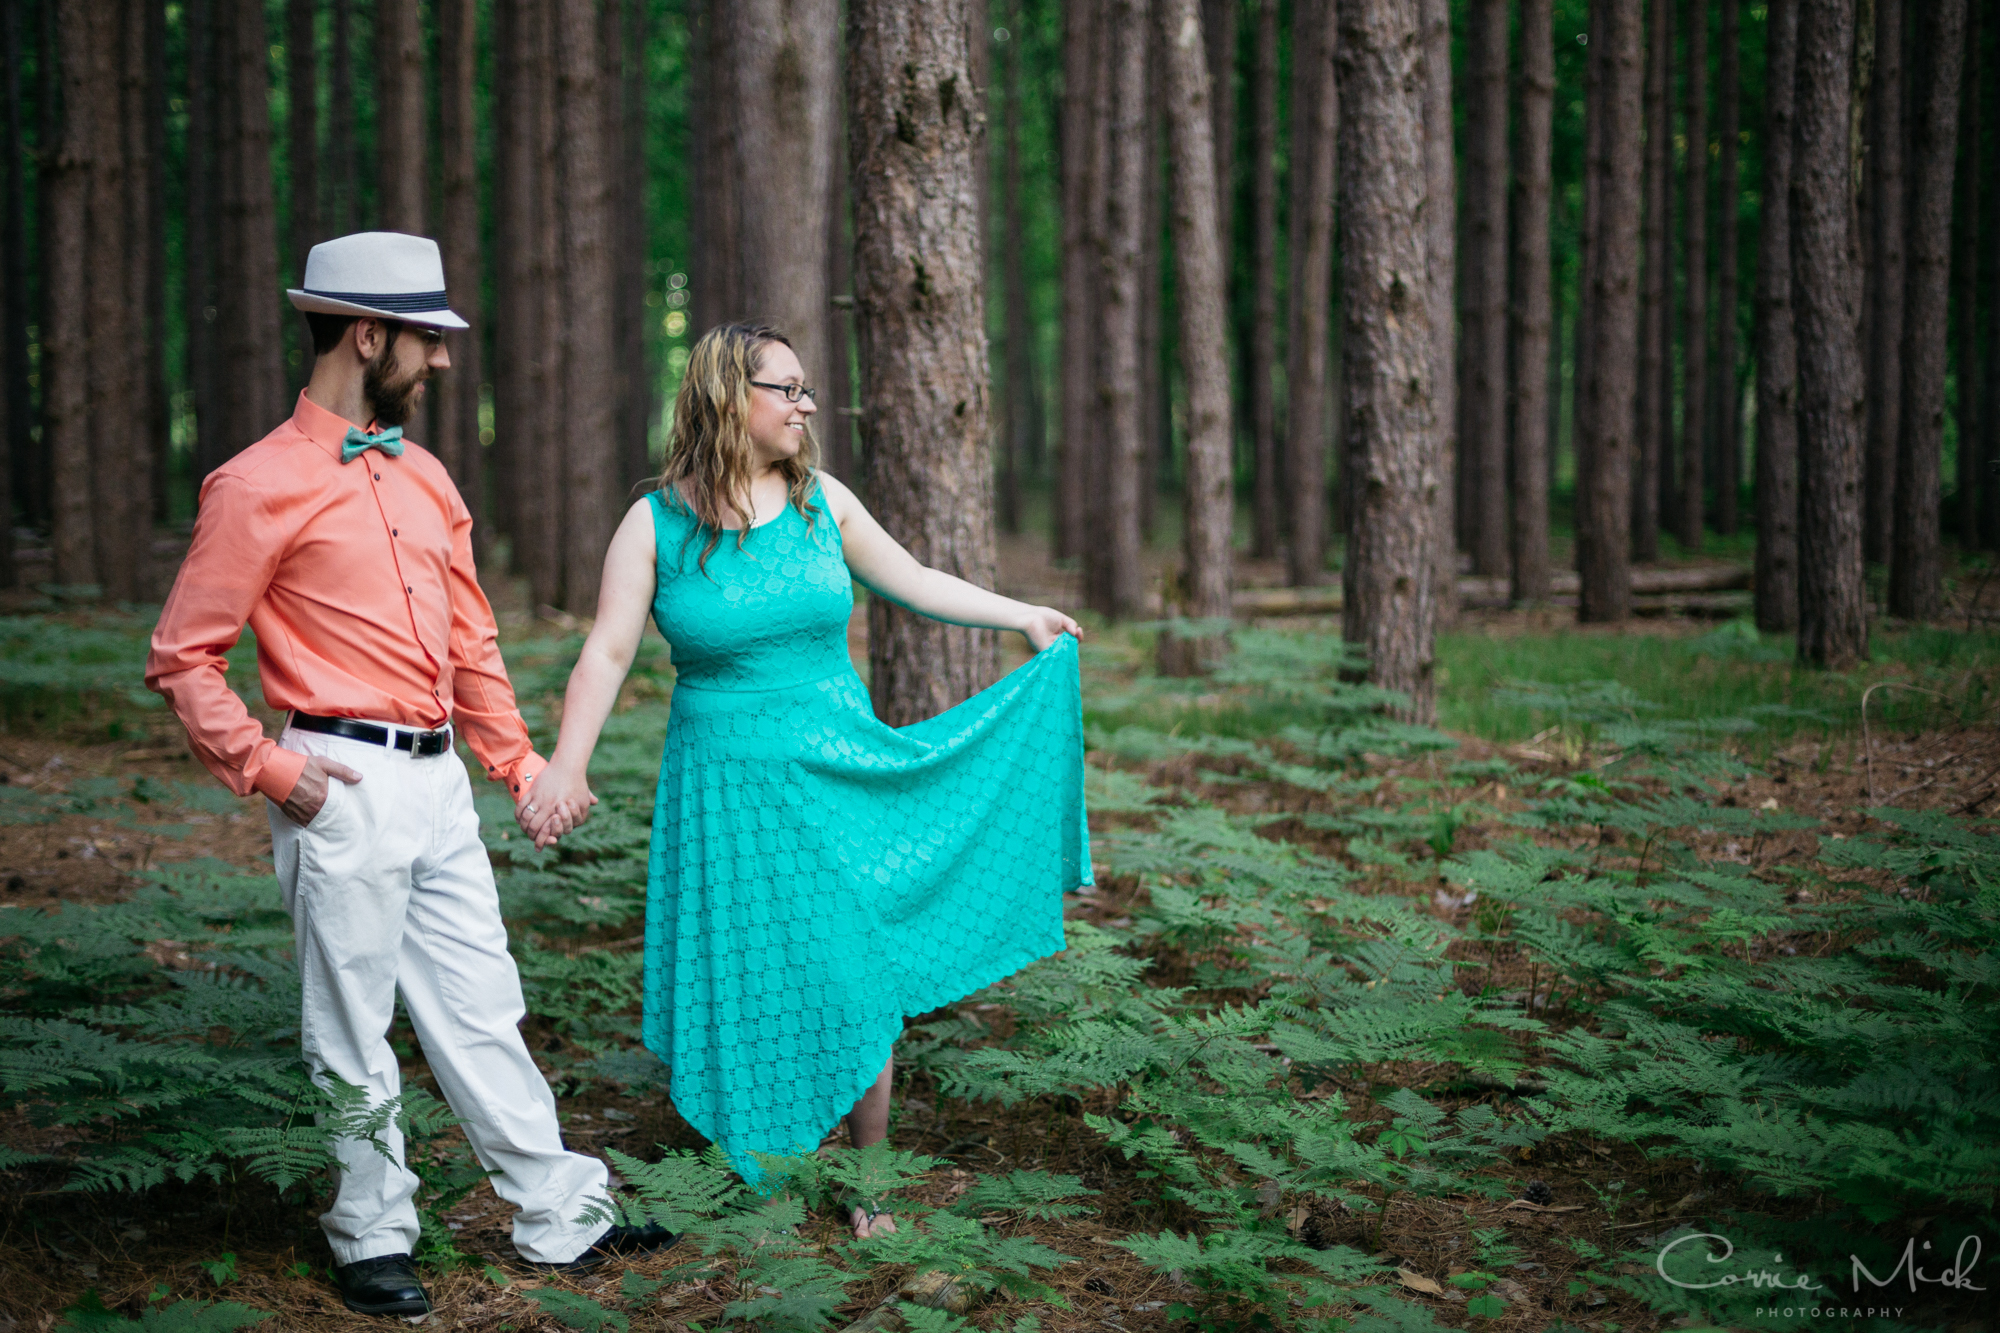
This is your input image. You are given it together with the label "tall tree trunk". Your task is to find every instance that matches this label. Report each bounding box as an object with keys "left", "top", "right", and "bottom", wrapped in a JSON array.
[
  {"left": 1795, "top": 0, "right": 1869, "bottom": 667},
  {"left": 1888, "top": 0, "right": 1965, "bottom": 619},
  {"left": 687, "top": 0, "right": 739, "bottom": 337},
  {"left": 1635, "top": 0, "right": 1668, "bottom": 559},
  {"left": 1138, "top": 27, "right": 1162, "bottom": 545},
  {"left": 1511, "top": 0, "right": 1553, "bottom": 602},
  {"left": 43, "top": 0, "right": 95, "bottom": 587},
  {"left": 1577, "top": 0, "right": 1642, "bottom": 622},
  {"left": 722, "top": 0, "right": 836, "bottom": 388},
  {"left": 553, "top": 0, "right": 616, "bottom": 614},
  {"left": 185, "top": 0, "right": 221, "bottom": 488},
  {"left": 216, "top": 0, "right": 286, "bottom": 469},
  {"left": 1087, "top": 0, "right": 1149, "bottom": 617},
  {"left": 1339, "top": 0, "right": 1435, "bottom": 721},
  {"left": 107, "top": 0, "right": 150, "bottom": 596},
  {"left": 375, "top": 0, "right": 424, "bottom": 233},
  {"left": 143, "top": 0, "right": 167, "bottom": 524},
  {"left": 437, "top": 0, "right": 486, "bottom": 544},
  {"left": 286, "top": 0, "right": 318, "bottom": 272},
  {"left": 850, "top": 0, "right": 998, "bottom": 721},
  {"left": 329, "top": 0, "right": 355, "bottom": 234},
  {"left": 1862, "top": 0, "right": 1903, "bottom": 563},
  {"left": 1953, "top": 0, "right": 1981, "bottom": 548},
  {"left": 1654, "top": 0, "right": 1677, "bottom": 534},
  {"left": 1677, "top": 0, "right": 1708, "bottom": 550},
  {"left": 610, "top": 0, "right": 652, "bottom": 497},
  {"left": 824, "top": 35, "right": 856, "bottom": 486},
  {"left": 1, "top": 0, "right": 26, "bottom": 572},
  {"left": 1714, "top": 0, "right": 1741, "bottom": 534},
  {"left": 1754, "top": 0, "right": 1801, "bottom": 631},
  {"left": 1420, "top": 0, "right": 1456, "bottom": 625},
  {"left": 1248, "top": 0, "right": 1279, "bottom": 559},
  {"left": 1055, "top": 0, "right": 1098, "bottom": 561},
  {"left": 999, "top": 14, "right": 1041, "bottom": 535},
  {"left": 1202, "top": 0, "right": 1234, "bottom": 252},
  {"left": 1285, "top": 0, "right": 1336, "bottom": 588},
  {"left": 1575, "top": 0, "right": 1602, "bottom": 574},
  {"left": 1156, "top": 0, "right": 1234, "bottom": 671},
  {"left": 1464, "top": 0, "right": 1508, "bottom": 579}
]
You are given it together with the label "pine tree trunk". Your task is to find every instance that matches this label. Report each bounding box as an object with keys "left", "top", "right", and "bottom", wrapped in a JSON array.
[
  {"left": 216, "top": 0, "right": 286, "bottom": 468},
  {"left": 1285, "top": 0, "right": 1336, "bottom": 588},
  {"left": 850, "top": 0, "right": 998, "bottom": 722},
  {"left": 1339, "top": 0, "right": 1436, "bottom": 721},
  {"left": 723, "top": 0, "right": 836, "bottom": 389},
  {"left": 1714, "top": 0, "right": 1741, "bottom": 535},
  {"left": 437, "top": 0, "right": 486, "bottom": 543},
  {"left": 553, "top": 0, "right": 616, "bottom": 614},
  {"left": 1511, "top": 0, "right": 1553, "bottom": 602},
  {"left": 374, "top": 0, "right": 424, "bottom": 232},
  {"left": 1862, "top": 0, "right": 1904, "bottom": 563},
  {"left": 1635, "top": 0, "right": 1668, "bottom": 560},
  {"left": 1953, "top": 1, "right": 1981, "bottom": 548},
  {"left": 1654, "top": 0, "right": 1677, "bottom": 534},
  {"left": 1754, "top": 0, "right": 1801, "bottom": 631},
  {"left": 1574, "top": 0, "right": 1602, "bottom": 573},
  {"left": 1464, "top": 0, "right": 1508, "bottom": 579},
  {"left": 1421, "top": 0, "right": 1457, "bottom": 626},
  {"left": 1137, "top": 26, "right": 1162, "bottom": 546},
  {"left": 1087, "top": 0, "right": 1149, "bottom": 617},
  {"left": 1888, "top": 0, "right": 1965, "bottom": 620},
  {"left": 824, "top": 33, "right": 856, "bottom": 486},
  {"left": 1156, "top": 0, "right": 1234, "bottom": 671},
  {"left": 184, "top": 0, "right": 221, "bottom": 488},
  {"left": 999, "top": 13, "right": 1040, "bottom": 535},
  {"left": 1577, "top": 0, "right": 1642, "bottom": 622},
  {"left": 611, "top": 0, "right": 652, "bottom": 498},
  {"left": 1055, "top": 0, "right": 1098, "bottom": 562},
  {"left": 1, "top": 0, "right": 26, "bottom": 572},
  {"left": 286, "top": 0, "right": 317, "bottom": 273},
  {"left": 1202, "top": 0, "right": 1234, "bottom": 250},
  {"left": 1248, "top": 0, "right": 1279, "bottom": 559},
  {"left": 329, "top": 0, "right": 355, "bottom": 234},
  {"left": 1677, "top": 0, "right": 1707, "bottom": 550},
  {"left": 43, "top": 0, "right": 95, "bottom": 587},
  {"left": 104, "top": 0, "right": 149, "bottom": 597},
  {"left": 143, "top": 0, "right": 167, "bottom": 524},
  {"left": 1795, "top": 0, "right": 1869, "bottom": 667}
]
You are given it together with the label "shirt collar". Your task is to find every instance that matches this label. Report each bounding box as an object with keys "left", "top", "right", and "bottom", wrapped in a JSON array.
[{"left": 291, "top": 390, "right": 385, "bottom": 460}]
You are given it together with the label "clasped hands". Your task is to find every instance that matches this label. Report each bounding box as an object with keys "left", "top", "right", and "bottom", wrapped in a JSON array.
[{"left": 515, "top": 763, "right": 597, "bottom": 850}]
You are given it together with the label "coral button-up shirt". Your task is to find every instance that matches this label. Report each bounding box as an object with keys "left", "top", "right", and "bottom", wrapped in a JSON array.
[{"left": 147, "top": 391, "right": 546, "bottom": 805}]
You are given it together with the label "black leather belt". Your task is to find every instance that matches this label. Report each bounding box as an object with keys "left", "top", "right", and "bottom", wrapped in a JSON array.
[{"left": 290, "top": 712, "right": 454, "bottom": 757}]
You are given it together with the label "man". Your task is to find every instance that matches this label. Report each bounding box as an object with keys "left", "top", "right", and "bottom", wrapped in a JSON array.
[{"left": 146, "top": 232, "right": 667, "bottom": 1317}]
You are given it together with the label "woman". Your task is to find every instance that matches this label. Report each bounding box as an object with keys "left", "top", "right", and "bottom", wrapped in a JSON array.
[{"left": 526, "top": 323, "right": 1092, "bottom": 1237}]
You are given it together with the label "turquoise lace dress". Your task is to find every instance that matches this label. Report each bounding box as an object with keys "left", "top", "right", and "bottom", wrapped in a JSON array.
[{"left": 640, "top": 482, "right": 1091, "bottom": 1179}]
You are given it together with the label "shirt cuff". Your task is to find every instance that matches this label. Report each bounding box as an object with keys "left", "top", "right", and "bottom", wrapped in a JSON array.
[
  {"left": 253, "top": 748, "right": 309, "bottom": 805},
  {"left": 496, "top": 750, "right": 549, "bottom": 798}
]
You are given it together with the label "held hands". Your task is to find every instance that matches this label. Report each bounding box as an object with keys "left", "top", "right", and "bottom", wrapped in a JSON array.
[
  {"left": 281, "top": 757, "right": 363, "bottom": 827},
  {"left": 516, "top": 764, "right": 598, "bottom": 850},
  {"left": 1019, "top": 607, "right": 1084, "bottom": 653}
]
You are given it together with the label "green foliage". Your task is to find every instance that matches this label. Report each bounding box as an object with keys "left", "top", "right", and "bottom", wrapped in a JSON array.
[{"left": 55, "top": 1292, "right": 271, "bottom": 1331}]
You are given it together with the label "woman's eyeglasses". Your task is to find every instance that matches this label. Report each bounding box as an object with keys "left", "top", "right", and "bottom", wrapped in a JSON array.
[{"left": 750, "top": 380, "right": 817, "bottom": 404}]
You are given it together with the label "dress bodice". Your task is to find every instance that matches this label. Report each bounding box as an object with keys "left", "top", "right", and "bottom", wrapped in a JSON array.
[{"left": 647, "top": 482, "right": 857, "bottom": 692}]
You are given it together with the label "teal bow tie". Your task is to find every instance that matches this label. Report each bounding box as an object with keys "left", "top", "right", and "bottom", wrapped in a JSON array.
[{"left": 341, "top": 425, "right": 405, "bottom": 464}]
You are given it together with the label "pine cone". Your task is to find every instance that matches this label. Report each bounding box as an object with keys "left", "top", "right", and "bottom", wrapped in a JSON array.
[{"left": 1524, "top": 1179, "right": 1554, "bottom": 1205}]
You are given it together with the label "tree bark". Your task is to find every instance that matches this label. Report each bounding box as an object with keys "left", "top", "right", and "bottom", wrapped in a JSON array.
[
  {"left": 1, "top": 0, "right": 27, "bottom": 571},
  {"left": 687, "top": 0, "right": 742, "bottom": 337},
  {"left": 1714, "top": 0, "right": 1741, "bottom": 534},
  {"left": 1156, "top": 0, "right": 1234, "bottom": 671},
  {"left": 1202, "top": 0, "right": 1235, "bottom": 253},
  {"left": 824, "top": 32, "right": 856, "bottom": 485},
  {"left": 1464, "top": 0, "right": 1508, "bottom": 579},
  {"left": 1635, "top": 0, "right": 1668, "bottom": 560},
  {"left": 184, "top": 0, "right": 221, "bottom": 489},
  {"left": 1754, "top": 0, "right": 1800, "bottom": 632},
  {"left": 1511, "top": 0, "right": 1553, "bottom": 602},
  {"left": 1339, "top": 0, "right": 1436, "bottom": 722},
  {"left": 610, "top": 0, "right": 652, "bottom": 498},
  {"left": 1056, "top": 0, "right": 1098, "bottom": 561},
  {"left": 1677, "top": 0, "right": 1708, "bottom": 550},
  {"left": 1794, "top": 0, "right": 1869, "bottom": 667},
  {"left": 329, "top": 0, "right": 355, "bottom": 234},
  {"left": 1285, "top": 0, "right": 1336, "bottom": 587},
  {"left": 436, "top": 0, "right": 486, "bottom": 545},
  {"left": 1576, "top": 0, "right": 1642, "bottom": 622},
  {"left": 1248, "top": 0, "right": 1280, "bottom": 559},
  {"left": 1952, "top": 0, "right": 1981, "bottom": 548},
  {"left": 998, "top": 14, "right": 1042, "bottom": 536},
  {"left": 1861, "top": 0, "right": 1903, "bottom": 563},
  {"left": 143, "top": 0, "right": 167, "bottom": 524},
  {"left": 1888, "top": 0, "right": 1964, "bottom": 620},
  {"left": 1653, "top": 0, "right": 1676, "bottom": 534},
  {"left": 43, "top": 0, "right": 97, "bottom": 588},
  {"left": 1420, "top": 0, "right": 1456, "bottom": 626},
  {"left": 216, "top": 0, "right": 286, "bottom": 471},
  {"left": 108, "top": 0, "right": 150, "bottom": 594},
  {"left": 850, "top": 0, "right": 998, "bottom": 722},
  {"left": 374, "top": 0, "right": 424, "bottom": 232},
  {"left": 1574, "top": 0, "right": 1602, "bottom": 572},
  {"left": 286, "top": 0, "right": 318, "bottom": 273},
  {"left": 553, "top": 0, "right": 616, "bottom": 614}
]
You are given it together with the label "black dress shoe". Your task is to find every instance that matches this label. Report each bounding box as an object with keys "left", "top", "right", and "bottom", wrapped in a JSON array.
[
  {"left": 528, "top": 1221, "right": 681, "bottom": 1273},
  {"left": 331, "top": 1252, "right": 432, "bottom": 1317}
]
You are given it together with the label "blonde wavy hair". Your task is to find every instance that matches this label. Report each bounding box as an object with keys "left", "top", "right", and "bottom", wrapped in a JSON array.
[{"left": 656, "top": 322, "right": 821, "bottom": 571}]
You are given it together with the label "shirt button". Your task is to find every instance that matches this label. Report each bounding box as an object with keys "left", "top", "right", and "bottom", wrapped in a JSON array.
[
  {"left": 392, "top": 528, "right": 399, "bottom": 536},
  {"left": 405, "top": 586, "right": 413, "bottom": 594},
  {"left": 373, "top": 472, "right": 382, "bottom": 480}
]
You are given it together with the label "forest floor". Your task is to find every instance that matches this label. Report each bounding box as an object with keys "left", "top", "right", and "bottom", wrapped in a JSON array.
[{"left": 0, "top": 531, "right": 1995, "bottom": 1333}]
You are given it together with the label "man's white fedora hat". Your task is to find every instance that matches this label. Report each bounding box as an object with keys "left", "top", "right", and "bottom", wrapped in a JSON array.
[{"left": 286, "top": 231, "right": 469, "bottom": 330}]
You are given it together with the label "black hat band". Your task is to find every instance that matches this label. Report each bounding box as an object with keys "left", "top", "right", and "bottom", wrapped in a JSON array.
[{"left": 303, "top": 289, "right": 451, "bottom": 313}]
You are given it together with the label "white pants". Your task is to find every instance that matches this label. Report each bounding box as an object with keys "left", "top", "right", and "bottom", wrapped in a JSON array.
[{"left": 268, "top": 722, "right": 610, "bottom": 1266}]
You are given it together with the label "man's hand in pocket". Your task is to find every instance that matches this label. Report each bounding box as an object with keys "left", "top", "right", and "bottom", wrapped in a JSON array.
[{"left": 281, "top": 757, "right": 363, "bottom": 827}]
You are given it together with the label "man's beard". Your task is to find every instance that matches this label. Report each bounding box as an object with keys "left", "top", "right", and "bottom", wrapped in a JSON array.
[{"left": 363, "top": 339, "right": 426, "bottom": 427}]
